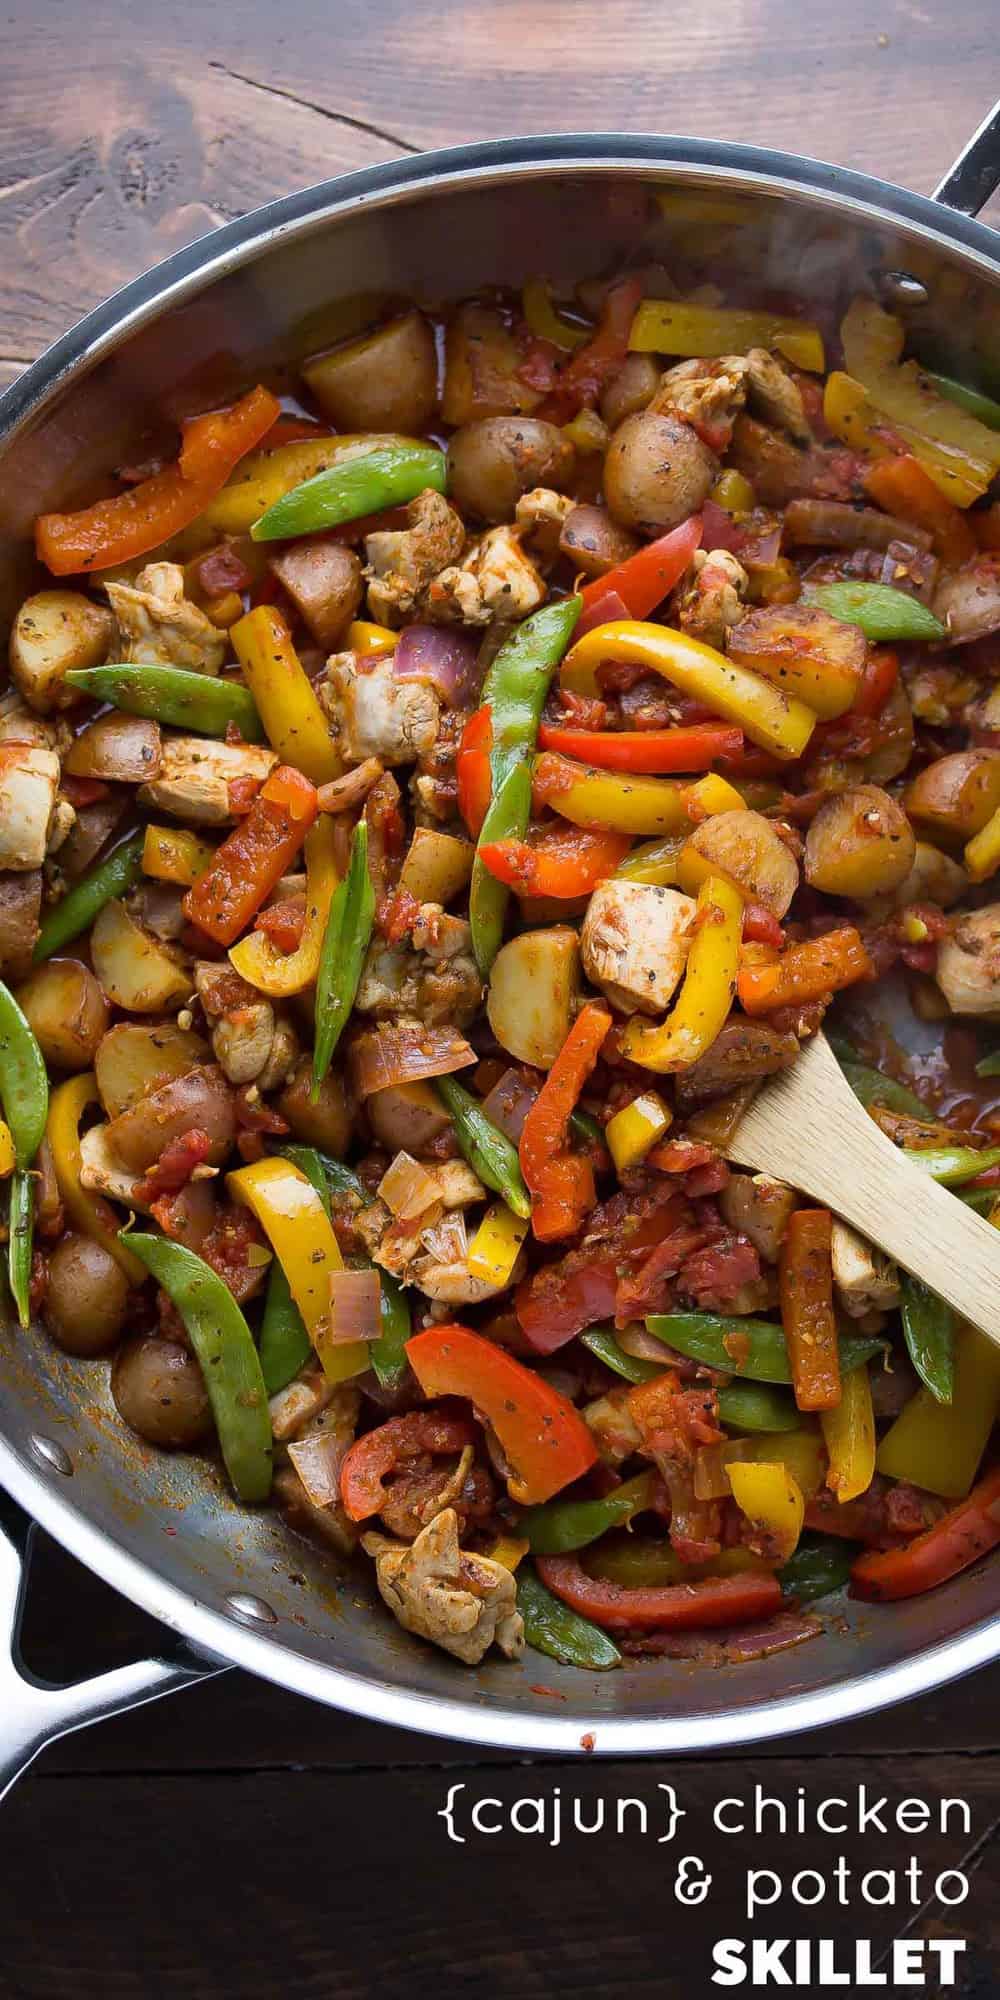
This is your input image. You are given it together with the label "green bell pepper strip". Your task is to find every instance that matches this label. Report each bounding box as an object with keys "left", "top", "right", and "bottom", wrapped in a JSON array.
[
  {"left": 569, "top": 1104, "right": 605, "bottom": 1149},
  {"left": 716, "top": 1381, "right": 801, "bottom": 1434},
  {"left": 434, "top": 1075, "right": 531, "bottom": 1219},
  {"left": 33, "top": 831, "right": 146, "bottom": 962},
  {"left": 521, "top": 1471, "right": 657, "bottom": 1555},
  {"left": 644, "top": 1311, "right": 886, "bottom": 1385},
  {"left": 803, "top": 581, "right": 945, "bottom": 642},
  {"left": 0, "top": 981, "right": 48, "bottom": 1329},
  {"left": 579, "top": 1323, "right": 660, "bottom": 1383},
  {"left": 838, "top": 1059, "right": 930, "bottom": 1118},
  {"left": 312, "top": 1154, "right": 367, "bottom": 1202},
  {"left": 251, "top": 443, "right": 447, "bottom": 541},
  {"left": 281, "top": 1144, "right": 410, "bottom": 1392},
  {"left": 312, "top": 822, "right": 374, "bottom": 1091},
  {"left": 777, "top": 1534, "right": 855, "bottom": 1603},
  {"left": 469, "top": 597, "right": 582, "bottom": 975},
  {"left": 976, "top": 1049, "right": 1000, "bottom": 1078},
  {"left": 65, "top": 664, "right": 264, "bottom": 741},
  {"left": 902, "top": 1142, "right": 1000, "bottom": 1186},
  {"left": 259, "top": 1145, "right": 333, "bottom": 1393},
  {"left": 516, "top": 1563, "right": 621, "bottom": 1671},
  {"left": 125, "top": 1233, "right": 272, "bottom": 1502},
  {"left": 926, "top": 371, "right": 1000, "bottom": 430},
  {"left": 899, "top": 1271, "right": 955, "bottom": 1405}
]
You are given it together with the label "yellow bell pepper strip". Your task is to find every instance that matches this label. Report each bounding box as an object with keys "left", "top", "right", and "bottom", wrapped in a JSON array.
[
  {"left": 779, "top": 1207, "right": 840, "bottom": 1413},
  {"left": 750, "top": 1427, "right": 825, "bottom": 1501},
  {"left": 605, "top": 1091, "right": 672, "bottom": 1172},
  {"left": 406, "top": 1322, "right": 598, "bottom": 1505},
  {"left": 964, "top": 804, "right": 1000, "bottom": 884},
  {"left": 142, "top": 823, "right": 216, "bottom": 890},
  {"left": 532, "top": 750, "right": 690, "bottom": 836},
  {"left": 851, "top": 1464, "right": 1000, "bottom": 1602},
  {"left": 737, "top": 927, "right": 874, "bottom": 1014},
  {"left": 727, "top": 1461, "right": 805, "bottom": 1563},
  {"left": 522, "top": 277, "right": 588, "bottom": 352},
  {"left": 684, "top": 771, "right": 747, "bottom": 818},
  {"left": 231, "top": 605, "right": 341, "bottom": 785},
  {"left": 820, "top": 1362, "right": 876, "bottom": 1504},
  {"left": 46, "top": 1074, "right": 146, "bottom": 1286},
  {"left": 467, "top": 1202, "right": 530, "bottom": 1287},
  {"left": 711, "top": 468, "right": 756, "bottom": 513},
  {"left": 199, "top": 432, "right": 422, "bottom": 536},
  {"left": 628, "top": 299, "right": 825, "bottom": 372},
  {"left": 229, "top": 817, "right": 338, "bottom": 999},
  {"left": 876, "top": 1321, "right": 1000, "bottom": 1500},
  {"left": 560, "top": 621, "right": 817, "bottom": 761},
  {"left": 0, "top": 1119, "right": 14, "bottom": 1178},
  {"left": 228, "top": 1155, "right": 367, "bottom": 1386},
  {"left": 615, "top": 833, "right": 686, "bottom": 885},
  {"left": 841, "top": 297, "right": 1000, "bottom": 506},
  {"left": 487, "top": 1534, "right": 530, "bottom": 1572},
  {"left": 621, "top": 874, "right": 741, "bottom": 1073},
  {"left": 347, "top": 620, "right": 398, "bottom": 654}
]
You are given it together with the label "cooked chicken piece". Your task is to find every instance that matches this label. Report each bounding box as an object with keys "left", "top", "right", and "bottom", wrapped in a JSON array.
[
  {"left": 9, "top": 589, "right": 116, "bottom": 713},
  {"left": 0, "top": 692, "right": 73, "bottom": 755},
  {"left": 324, "top": 654, "right": 440, "bottom": 768},
  {"left": 936, "top": 905, "right": 1000, "bottom": 1016},
  {"left": 355, "top": 921, "right": 482, "bottom": 1028},
  {"left": 46, "top": 797, "right": 77, "bottom": 857},
  {"left": 284, "top": 1385, "right": 361, "bottom": 1536},
  {"left": 105, "top": 561, "right": 227, "bottom": 672},
  {"left": 581, "top": 880, "right": 697, "bottom": 1016},
  {"left": 582, "top": 1387, "right": 643, "bottom": 1466},
  {"left": 256, "top": 1017, "right": 301, "bottom": 1094},
  {"left": 79, "top": 1124, "right": 152, "bottom": 1210},
  {"left": 674, "top": 548, "right": 749, "bottom": 650},
  {"left": 138, "top": 735, "right": 277, "bottom": 825},
  {"left": 719, "top": 1173, "right": 797, "bottom": 1264},
  {"left": 212, "top": 999, "right": 275, "bottom": 1085},
  {"left": 361, "top": 1507, "right": 524, "bottom": 1665},
  {"left": 409, "top": 905, "right": 473, "bottom": 960},
  {"left": 364, "top": 489, "right": 466, "bottom": 625},
  {"left": 425, "top": 525, "right": 546, "bottom": 626},
  {"left": 745, "top": 347, "right": 811, "bottom": 444},
  {"left": 0, "top": 747, "right": 60, "bottom": 871},
  {"left": 830, "top": 1220, "right": 901, "bottom": 1319},
  {"left": 651, "top": 354, "right": 749, "bottom": 441},
  {"left": 268, "top": 1366, "right": 335, "bottom": 1443},
  {"left": 409, "top": 1254, "right": 522, "bottom": 1305},
  {"left": 432, "top": 1160, "right": 488, "bottom": 1210},
  {"left": 514, "top": 486, "right": 576, "bottom": 565},
  {"left": 932, "top": 556, "right": 1000, "bottom": 647}
]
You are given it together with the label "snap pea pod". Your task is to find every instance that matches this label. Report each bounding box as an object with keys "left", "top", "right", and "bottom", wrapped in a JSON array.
[
  {"left": 926, "top": 371, "right": 1000, "bottom": 430},
  {"left": 0, "top": 981, "right": 49, "bottom": 1329},
  {"left": 312, "top": 1154, "right": 367, "bottom": 1202},
  {"left": 716, "top": 1381, "right": 801, "bottom": 1434},
  {"left": 777, "top": 1534, "right": 856, "bottom": 1604},
  {"left": 65, "top": 663, "right": 265, "bottom": 741},
  {"left": 434, "top": 1075, "right": 531, "bottom": 1219},
  {"left": 644, "top": 1311, "right": 886, "bottom": 1384},
  {"left": 126, "top": 1234, "right": 272, "bottom": 1502},
  {"left": 580, "top": 1323, "right": 660, "bottom": 1383},
  {"left": 251, "top": 442, "right": 447, "bottom": 542},
  {"left": 976, "top": 1049, "right": 1000, "bottom": 1078},
  {"left": 259, "top": 1145, "right": 333, "bottom": 1393},
  {"left": 469, "top": 762, "right": 532, "bottom": 977},
  {"left": 33, "top": 831, "right": 145, "bottom": 962},
  {"left": 569, "top": 1104, "right": 605, "bottom": 1149},
  {"left": 958, "top": 1188, "right": 999, "bottom": 1216},
  {"left": 283, "top": 1144, "right": 411, "bottom": 1392},
  {"left": 899, "top": 1271, "right": 955, "bottom": 1405},
  {"left": 521, "top": 1471, "right": 657, "bottom": 1555},
  {"left": 516, "top": 1563, "right": 621, "bottom": 1671},
  {"left": 804, "top": 581, "right": 945, "bottom": 642},
  {"left": 313, "top": 822, "right": 374, "bottom": 1090},
  {"left": 838, "top": 1059, "right": 930, "bottom": 1119},
  {"left": 902, "top": 1142, "right": 1000, "bottom": 1187}
]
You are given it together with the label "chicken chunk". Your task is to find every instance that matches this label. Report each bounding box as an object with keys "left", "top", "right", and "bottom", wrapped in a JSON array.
[
  {"left": 936, "top": 905, "right": 1000, "bottom": 1016},
  {"left": 408, "top": 1256, "right": 520, "bottom": 1305},
  {"left": 324, "top": 655, "right": 440, "bottom": 768},
  {"left": 425, "top": 525, "right": 546, "bottom": 626},
  {"left": 651, "top": 355, "right": 749, "bottom": 445},
  {"left": 745, "top": 347, "right": 811, "bottom": 444},
  {"left": 673, "top": 548, "right": 749, "bottom": 650},
  {"left": 138, "top": 735, "right": 278, "bottom": 825},
  {"left": 830, "top": 1220, "right": 901, "bottom": 1319},
  {"left": 105, "top": 561, "right": 227, "bottom": 672},
  {"left": 355, "top": 918, "right": 482, "bottom": 1028},
  {"left": 9, "top": 590, "right": 116, "bottom": 713},
  {"left": 0, "top": 693, "right": 73, "bottom": 756},
  {"left": 268, "top": 1366, "right": 335, "bottom": 1444},
  {"left": 212, "top": 999, "right": 276, "bottom": 1085},
  {"left": 581, "top": 879, "right": 697, "bottom": 1016},
  {"left": 361, "top": 1507, "right": 524, "bottom": 1665},
  {"left": 364, "top": 489, "right": 466, "bottom": 625},
  {"left": 0, "top": 747, "right": 60, "bottom": 871},
  {"left": 514, "top": 486, "right": 576, "bottom": 565},
  {"left": 582, "top": 1387, "right": 643, "bottom": 1466}
]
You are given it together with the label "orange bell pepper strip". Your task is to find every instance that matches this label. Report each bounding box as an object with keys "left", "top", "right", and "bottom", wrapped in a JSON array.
[
  {"left": 456, "top": 704, "right": 493, "bottom": 838},
  {"left": 537, "top": 275, "right": 644, "bottom": 423},
  {"left": 536, "top": 721, "right": 743, "bottom": 773},
  {"left": 35, "top": 385, "right": 280, "bottom": 575},
  {"left": 519, "top": 1001, "right": 612, "bottom": 1241},
  {"left": 479, "top": 823, "right": 630, "bottom": 898},
  {"left": 851, "top": 1465, "right": 1000, "bottom": 1602},
  {"left": 779, "top": 1208, "right": 841, "bottom": 1413},
  {"left": 577, "top": 514, "right": 703, "bottom": 620},
  {"left": 863, "top": 454, "right": 976, "bottom": 567},
  {"left": 405, "top": 1323, "right": 598, "bottom": 1505},
  {"left": 183, "top": 764, "right": 317, "bottom": 946},
  {"left": 534, "top": 1555, "right": 783, "bottom": 1630},
  {"left": 737, "top": 927, "right": 874, "bottom": 1014}
]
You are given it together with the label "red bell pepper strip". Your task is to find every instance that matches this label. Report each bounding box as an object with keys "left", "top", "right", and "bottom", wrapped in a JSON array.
[
  {"left": 578, "top": 514, "right": 704, "bottom": 621},
  {"left": 851, "top": 1466, "right": 1000, "bottom": 1602},
  {"left": 742, "top": 904, "right": 784, "bottom": 948},
  {"left": 778, "top": 1207, "right": 841, "bottom": 1412},
  {"left": 537, "top": 720, "right": 742, "bottom": 773},
  {"left": 535, "top": 1555, "right": 783, "bottom": 1631},
  {"left": 340, "top": 1407, "right": 478, "bottom": 1521},
  {"left": 538, "top": 276, "right": 644, "bottom": 424},
  {"left": 520, "top": 1002, "right": 612, "bottom": 1241},
  {"left": 479, "top": 823, "right": 630, "bottom": 898},
  {"left": 182, "top": 764, "right": 317, "bottom": 946},
  {"left": 456, "top": 704, "right": 493, "bottom": 838},
  {"left": 405, "top": 1323, "right": 598, "bottom": 1505},
  {"left": 737, "top": 927, "right": 874, "bottom": 1014},
  {"left": 852, "top": 647, "right": 899, "bottom": 718},
  {"left": 36, "top": 385, "right": 281, "bottom": 575}
]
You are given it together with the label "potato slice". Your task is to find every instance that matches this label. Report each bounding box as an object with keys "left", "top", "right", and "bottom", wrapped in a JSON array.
[
  {"left": 727, "top": 604, "right": 865, "bottom": 719},
  {"left": 65, "top": 714, "right": 162, "bottom": 784},
  {"left": 398, "top": 828, "right": 474, "bottom": 906},
  {"left": 94, "top": 1020, "right": 210, "bottom": 1119},
  {"left": 905, "top": 749, "right": 1000, "bottom": 845},
  {"left": 9, "top": 590, "right": 115, "bottom": 713},
  {"left": 16, "top": 960, "right": 109, "bottom": 1072},
  {"left": 91, "top": 900, "right": 191, "bottom": 1014},
  {"left": 487, "top": 927, "right": 579, "bottom": 1068},
  {"left": 804, "top": 784, "right": 915, "bottom": 899},
  {"left": 678, "top": 809, "right": 799, "bottom": 917}
]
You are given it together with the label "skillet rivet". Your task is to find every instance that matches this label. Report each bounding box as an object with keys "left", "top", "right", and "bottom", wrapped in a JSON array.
[
  {"left": 881, "top": 270, "right": 929, "bottom": 307},
  {"left": 27, "top": 1434, "right": 73, "bottom": 1477},
  {"left": 224, "top": 1591, "right": 278, "bottom": 1627}
]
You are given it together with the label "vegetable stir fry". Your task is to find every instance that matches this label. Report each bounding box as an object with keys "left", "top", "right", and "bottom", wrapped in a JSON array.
[{"left": 10, "top": 272, "right": 1000, "bottom": 1676}]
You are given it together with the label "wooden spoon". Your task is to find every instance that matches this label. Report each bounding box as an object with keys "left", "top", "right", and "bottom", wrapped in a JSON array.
[{"left": 723, "top": 1029, "right": 1000, "bottom": 1343}]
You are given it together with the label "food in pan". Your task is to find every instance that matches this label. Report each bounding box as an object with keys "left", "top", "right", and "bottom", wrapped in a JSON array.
[{"left": 6, "top": 272, "right": 1000, "bottom": 1674}]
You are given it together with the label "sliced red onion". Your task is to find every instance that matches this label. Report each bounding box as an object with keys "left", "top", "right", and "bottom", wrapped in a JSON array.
[
  {"left": 393, "top": 624, "right": 481, "bottom": 707},
  {"left": 700, "top": 499, "right": 748, "bottom": 555},
  {"left": 740, "top": 525, "right": 784, "bottom": 569},
  {"left": 482, "top": 1067, "right": 540, "bottom": 1143},
  {"left": 576, "top": 588, "right": 630, "bottom": 639}
]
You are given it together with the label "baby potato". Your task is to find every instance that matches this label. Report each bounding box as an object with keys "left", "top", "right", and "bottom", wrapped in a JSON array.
[
  {"left": 603, "top": 410, "right": 717, "bottom": 535},
  {"left": 268, "top": 541, "right": 363, "bottom": 651},
  {"left": 16, "top": 959, "right": 109, "bottom": 1071},
  {"left": 487, "top": 927, "right": 579, "bottom": 1067},
  {"left": 599, "top": 353, "right": 660, "bottom": 431},
  {"left": 447, "top": 417, "right": 574, "bottom": 524},
  {"left": 106, "top": 1063, "right": 236, "bottom": 1172},
  {"left": 558, "top": 505, "right": 639, "bottom": 580},
  {"left": 442, "top": 304, "right": 542, "bottom": 426},
  {"left": 905, "top": 749, "right": 1000, "bottom": 845},
  {"left": 94, "top": 1020, "right": 210, "bottom": 1119},
  {"left": 677, "top": 809, "right": 799, "bottom": 917},
  {"left": 9, "top": 589, "right": 115, "bottom": 713},
  {"left": 303, "top": 311, "right": 438, "bottom": 434},
  {"left": 112, "top": 1337, "right": 212, "bottom": 1449},
  {"left": 279, "top": 1056, "right": 352, "bottom": 1154},
  {"left": 804, "top": 785, "right": 916, "bottom": 900},
  {"left": 44, "top": 1236, "right": 130, "bottom": 1356},
  {"left": 727, "top": 604, "right": 865, "bottom": 719},
  {"left": 65, "top": 713, "right": 162, "bottom": 784},
  {"left": 398, "top": 827, "right": 474, "bottom": 906}
]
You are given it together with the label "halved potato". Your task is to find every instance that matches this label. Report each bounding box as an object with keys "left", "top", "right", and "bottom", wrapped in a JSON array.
[
  {"left": 905, "top": 749, "right": 1000, "bottom": 845},
  {"left": 106, "top": 1064, "right": 236, "bottom": 1172},
  {"left": 677, "top": 810, "right": 799, "bottom": 917},
  {"left": 727, "top": 604, "right": 865, "bottom": 719},
  {"left": 16, "top": 959, "right": 109, "bottom": 1071},
  {"left": 9, "top": 590, "right": 115, "bottom": 713},
  {"left": 487, "top": 927, "right": 579, "bottom": 1068},
  {"left": 90, "top": 899, "right": 191, "bottom": 1013},
  {"left": 94, "top": 1020, "right": 210, "bottom": 1119},
  {"left": 804, "top": 785, "right": 916, "bottom": 899},
  {"left": 303, "top": 312, "right": 438, "bottom": 435},
  {"left": 398, "top": 828, "right": 474, "bottom": 906},
  {"left": 442, "top": 305, "right": 543, "bottom": 427},
  {"left": 65, "top": 714, "right": 162, "bottom": 784}
]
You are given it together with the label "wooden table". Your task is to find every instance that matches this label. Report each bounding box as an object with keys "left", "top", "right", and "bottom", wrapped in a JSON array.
[{"left": 3, "top": 3, "right": 1000, "bottom": 1991}]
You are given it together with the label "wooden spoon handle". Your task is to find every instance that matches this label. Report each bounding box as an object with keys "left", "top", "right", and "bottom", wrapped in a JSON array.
[{"left": 725, "top": 1034, "right": 1000, "bottom": 1347}]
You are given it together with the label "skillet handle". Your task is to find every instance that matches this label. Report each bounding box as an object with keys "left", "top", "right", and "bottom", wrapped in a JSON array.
[
  {"left": 0, "top": 1492, "right": 226, "bottom": 1802},
  {"left": 934, "top": 99, "right": 1000, "bottom": 217}
]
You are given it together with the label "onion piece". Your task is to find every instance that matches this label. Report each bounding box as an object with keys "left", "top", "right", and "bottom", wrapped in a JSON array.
[
  {"left": 420, "top": 1209, "right": 468, "bottom": 1263},
  {"left": 350, "top": 1022, "right": 477, "bottom": 1099},
  {"left": 699, "top": 500, "right": 748, "bottom": 556},
  {"left": 379, "top": 1150, "right": 442, "bottom": 1220},
  {"left": 287, "top": 1430, "right": 350, "bottom": 1506},
  {"left": 620, "top": 1610, "right": 821, "bottom": 1660},
  {"left": 739, "top": 524, "right": 783, "bottom": 570},
  {"left": 617, "top": 1322, "right": 682, "bottom": 1365},
  {"left": 576, "top": 588, "right": 630, "bottom": 639},
  {"left": 481, "top": 1066, "right": 540, "bottom": 1144},
  {"left": 325, "top": 1266, "right": 383, "bottom": 1346},
  {"left": 393, "top": 624, "right": 480, "bottom": 708},
  {"left": 693, "top": 1437, "right": 755, "bottom": 1502}
]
